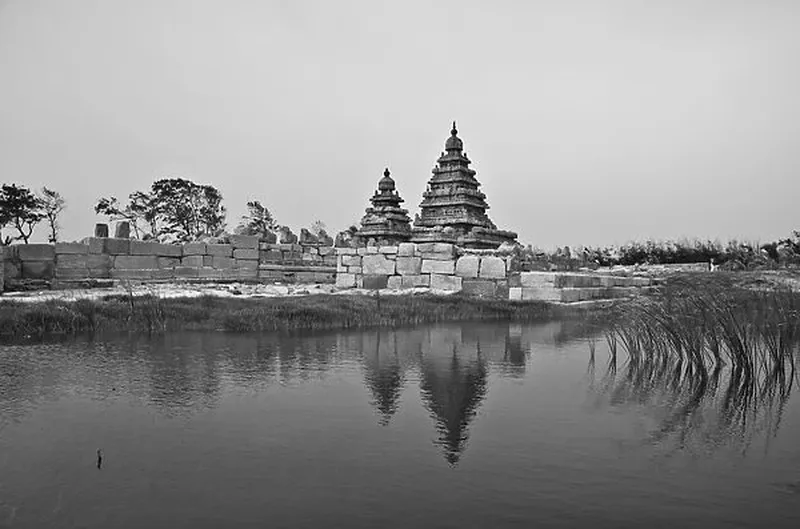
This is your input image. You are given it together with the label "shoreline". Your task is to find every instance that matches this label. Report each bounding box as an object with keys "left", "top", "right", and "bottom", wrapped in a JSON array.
[{"left": 0, "top": 290, "right": 608, "bottom": 342}]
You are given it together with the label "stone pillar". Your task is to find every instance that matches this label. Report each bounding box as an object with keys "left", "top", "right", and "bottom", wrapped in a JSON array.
[
  {"left": 95, "top": 223, "right": 109, "bottom": 237},
  {"left": 115, "top": 221, "right": 131, "bottom": 239}
]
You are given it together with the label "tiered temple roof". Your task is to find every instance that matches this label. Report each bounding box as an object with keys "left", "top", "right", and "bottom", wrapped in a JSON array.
[
  {"left": 411, "top": 122, "right": 517, "bottom": 249},
  {"left": 356, "top": 168, "right": 412, "bottom": 246}
]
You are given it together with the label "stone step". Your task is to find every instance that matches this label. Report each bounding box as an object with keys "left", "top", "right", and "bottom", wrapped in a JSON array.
[{"left": 558, "top": 286, "right": 658, "bottom": 303}]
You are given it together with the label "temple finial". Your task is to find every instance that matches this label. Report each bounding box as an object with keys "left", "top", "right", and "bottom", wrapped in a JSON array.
[
  {"left": 451, "top": 121, "right": 457, "bottom": 135},
  {"left": 384, "top": 167, "right": 390, "bottom": 177}
]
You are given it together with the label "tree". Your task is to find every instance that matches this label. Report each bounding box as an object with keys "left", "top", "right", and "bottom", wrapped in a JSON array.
[
  {"left": 96, "top": 177, "right": 226, "bottom": 242},
  {"left": 0, "top": 183, "right": 44, "bottom": 244},
  {"left": 149, "top": 178, "right": 226, "bottom": 241},
  {"left": 38, "top": 187, "right": 66, "bottom": 243},
  {"left": 236, "top": 200, "right": 277, "bottom": 237}
]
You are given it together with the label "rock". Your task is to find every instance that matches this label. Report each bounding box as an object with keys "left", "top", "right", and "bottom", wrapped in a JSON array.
[
  {"left": 455, "top": 255, "right": 480, "bottom": 278},
  {"left": 430, "top": 274, "right": 462, "bottom": 291},
  {"left": 114, "top": 221, "right": 131, "bottom": 239},
  {"left": 278, "top": 226, "right": 298, "bottom": 244},
  {"left": 478, "top": 256, "right": 506, "bottom": 279},
  {"left": 300, "top": 228, "right": 319, "bottom": 245},
  {"left": 362, "top": 254, "right": 396, "bottom": 275}
]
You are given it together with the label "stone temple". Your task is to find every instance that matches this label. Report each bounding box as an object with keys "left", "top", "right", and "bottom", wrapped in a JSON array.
[
  {"left": 411, "top": 122, "right": 517, "bottom": 249},
  {"left": 356, "top": 168, "right": 412, "bottom": 246}
]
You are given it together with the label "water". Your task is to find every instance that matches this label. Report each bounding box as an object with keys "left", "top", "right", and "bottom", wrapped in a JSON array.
[{"left": 1, "top": 321, "right": 799, "bottom": 528}]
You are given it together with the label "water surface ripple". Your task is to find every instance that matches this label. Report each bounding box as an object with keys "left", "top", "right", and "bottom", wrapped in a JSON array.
[{"left": 1, "top": 321, "right": 799, "bottom": 528}]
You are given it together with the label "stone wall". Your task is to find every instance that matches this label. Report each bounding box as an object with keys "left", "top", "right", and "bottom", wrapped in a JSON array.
[
  {"left": 335, "top": 243, "right": 659, "bottom": 302},
  {"left": 0, "top": 235, "right": 336, "bottom": 291},
  {"left": 335, "top": 242, "right": 514, "bottom": 297}
]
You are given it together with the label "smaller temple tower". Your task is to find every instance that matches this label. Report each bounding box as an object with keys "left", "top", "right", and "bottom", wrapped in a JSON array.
[{"left": 356, "top": 168, "right": 412, "bottom": 246}]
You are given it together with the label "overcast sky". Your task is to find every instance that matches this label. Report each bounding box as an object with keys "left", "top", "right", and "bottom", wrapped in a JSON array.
[{"left": 1, "top": 0, "right": 798, "bottom": 248}]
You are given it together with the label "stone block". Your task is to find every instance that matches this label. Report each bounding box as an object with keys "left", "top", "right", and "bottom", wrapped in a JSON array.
[
  {"left": 396, "top": 256, "right": 422, "bottom": 275},
  {"left": 87, "top": 255, "right": 112, "bottom": 269},
  {"left": 421, "top": 259, "right": 455, "bottom": 275},
  {"left": 181, "top": 255, "right": 204, "bottom": 268},
  {"left": 182, "top": 242, "right": 206, "bottom": 256},
  {"left": 228, "top": 234, "right": 259, "bottom": 249},
  {"left": 509, "top": 287, "right": 523, "bottom": 301},
  {"left": 17, "top": 244, "right": 55, "bottom": 261},
  {"left": 234, "top": 259, "right": 258, "bottom": 270},
  {"left": 54, "top": 242, "right": 89, "bottom": 255},
  {"left": 152, "top": 268, "right": 176, "bottom": 280},
  {"left": 336, "top": 273, "right": 356, "bottom": 288},
  {"left": 56, "top": 254, "right": 89, "bottom": 268},
  {"left": 114, "top": 221, "right": 131, "bottom": 239},
  {"left": 4, "top": 260, "right": 21, "bottom": 280},
  {"left": 455, "top": 255, "right": 480, "bottom": 278},
  {"left": 342, "top": 255, "right": 361, "bottom": 267},
  {"left": 478, "top": 256, "right": 506, "bottom": 279},
  {"left": 174, "top": 266, "right": 200, "bottom": 278},
  {"left": 158, "top": 257, "right": 180, "bottom": 269},
  {"left": 397, "top": 242, "right": 415, "bottom": 256},
  {"left": 197, "top": 267, "right": 224, "bottom": 279},
  {"left": 203, "top": 255, "right": 213, "bottom": 267},
  {"left": 128, "top": 240, "right": 156, "bottom": 255},
  {"left": 261, "top": 250, "right": 282, "bottom": 262},
  {"left": 54, "top": 268, "right": 88, "bottom": 279},
  {"left": 417, "top": 243, "right": 454, "bottom": 255},
  {"left": 87, "top": 267, "right": 111, "bottom": 279},
  {"left": 337, "top": 261, "right": 347, "bottom": 273},
  {"left": 430, "top": 274, "right": 462, "bottom": 291},
  {"left": 348, "top": 266, "right": 362, "bottom": 274},
  {"left": 508, "top": 272, "right": 522, "bottom": 288},
  {"left": 420, "top": 251, "right": 455, "bottom": 261},
  {"left": 114, "top": 255, "right": 158, "bottom": 269},
  {"left": 323, "top": 255, "right": 337, "bottom": 266},
  {"left": 520, "top": 272, "right": 555, "bottom": 287},
  {"left": 153, "top": 243, "right": 182, "bottom": 257},
  {"left": 387, "top": 276, "right": 403, "bottom": 289},
  {"left": 461, "top": 279, "right": 498, "bottom": 298},
  {"left": 212, "top": 256, "right": 234, "bottom": 269},
  {"left": 362, "top": 274, "right": 389, "bottom": 290},
  {"left": 521, "top": 286, "right": 561, "bottom": 302},
  {"left": 233, "top": 248, "right": 259, "bottom": 260},
  {"left": 303, "top": 246, "right": 320, "bottom": 255},
  {"left": 362, "top": 254, "right": 395, "bottom": 275},
  {"left": 87, "top": 237, "right": 130, "bottom": 255},
  {"left": 111, "top": 269, "right": 153, "bottom": 280},
  {"left": 379, "top": 246, "right": 398, "bottom": 254},
  {"left": 560, "top": 289, "right": 583, "bottom": 303},
  {"left": 337, "top": 247, "right": 357, "bottom": 255},
  {"left": 357, "top": 247, "right": 369, "bottom": 256},
  {"left": 319, "top": 246, "right": 335, "bottom": 256}
]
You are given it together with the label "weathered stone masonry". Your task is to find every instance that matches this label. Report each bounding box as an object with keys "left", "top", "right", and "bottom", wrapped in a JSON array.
[
  {"left": 335, "top": 242, "right": 657, "bottom": 302},
  {"left": 1, "top": 235, "right": 337, "bottom": 291}
]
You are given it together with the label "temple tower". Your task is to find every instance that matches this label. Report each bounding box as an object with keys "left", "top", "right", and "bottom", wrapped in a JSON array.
[
  {"left": 356, "top": 168, "right": 412, "bottom": 246},
  {"left": 411, "top": 122, "right": 517, "bottom": 249}
]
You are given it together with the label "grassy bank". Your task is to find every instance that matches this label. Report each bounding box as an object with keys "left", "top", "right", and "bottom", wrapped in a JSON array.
[{"left": 0, "top": 293, "right": 560, "bottom": 339}]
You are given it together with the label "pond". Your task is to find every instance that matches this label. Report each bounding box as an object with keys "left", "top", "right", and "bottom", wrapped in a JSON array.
[{"left": 1, "top": 321, "right": 799, "bottom": 528}]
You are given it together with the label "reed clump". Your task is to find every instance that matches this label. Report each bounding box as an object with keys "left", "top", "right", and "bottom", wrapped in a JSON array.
[{"left": 599, "top": 274, "right": 800, "bottom": 449}]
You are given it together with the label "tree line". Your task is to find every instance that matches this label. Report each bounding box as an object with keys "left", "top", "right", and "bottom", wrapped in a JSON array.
[{"left": 0, "top": 177, "right": 330, "bottom": 245}]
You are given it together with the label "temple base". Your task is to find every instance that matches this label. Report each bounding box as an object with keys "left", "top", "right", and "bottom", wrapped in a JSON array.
[{"left": 411, "top": 226, "right": 517, "bottom": 249}]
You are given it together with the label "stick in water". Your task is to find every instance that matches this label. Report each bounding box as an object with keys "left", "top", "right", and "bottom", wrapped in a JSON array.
[{"left": 97, "top": 448, "right": 103, "bottom": 469}]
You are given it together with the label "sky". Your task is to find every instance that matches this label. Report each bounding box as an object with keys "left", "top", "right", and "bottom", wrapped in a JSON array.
[{"left": 1, "top": 0, "right": 798, "bottom": 249}]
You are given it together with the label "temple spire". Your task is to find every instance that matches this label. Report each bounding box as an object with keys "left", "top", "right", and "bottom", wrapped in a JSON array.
[{"left": 451, "top": 121, "right": 457, "bottom": 135}]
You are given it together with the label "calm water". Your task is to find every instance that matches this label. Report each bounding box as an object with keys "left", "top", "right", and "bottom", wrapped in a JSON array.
[{"left": 1, "top": 322, "right": 799, "bottom": 528}]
